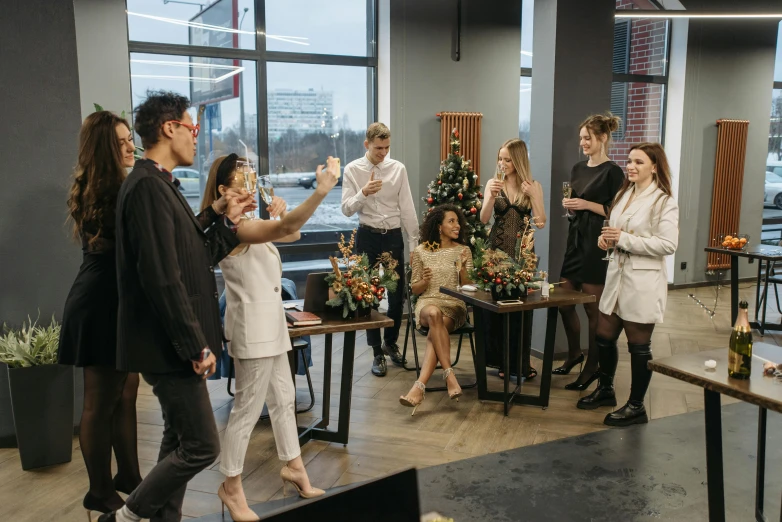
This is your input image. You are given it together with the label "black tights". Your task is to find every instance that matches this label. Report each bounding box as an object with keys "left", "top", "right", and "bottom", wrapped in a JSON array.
[
  {"left": 596, "top": 312, "right": 655, "bottom": 345},
  {"left": 80, "top": 366, "right": 142, "bottom": 508},
  {"left": 558, "top": 279, "right": 605, "bottom": 384},
  {"left": 597, "top": 312, "right": 655, "bottom": 404}
]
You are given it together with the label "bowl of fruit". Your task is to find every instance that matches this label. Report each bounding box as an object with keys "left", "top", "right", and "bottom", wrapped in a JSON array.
[{"left": 720, "top": 234, "right": 749, "bottom": 251}]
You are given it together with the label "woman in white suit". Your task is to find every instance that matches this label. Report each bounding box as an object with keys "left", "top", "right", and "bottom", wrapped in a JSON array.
[
  {"left": 576, "top": 142, "right": 679, "bottom": 427},
  {"left": 200, "top": 154, "right": 340, "bottom": 521}
]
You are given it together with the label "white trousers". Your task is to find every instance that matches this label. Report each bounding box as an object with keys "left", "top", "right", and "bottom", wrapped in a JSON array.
[{"left": 219, "top": 352, "right": 300, "bottom": 477}]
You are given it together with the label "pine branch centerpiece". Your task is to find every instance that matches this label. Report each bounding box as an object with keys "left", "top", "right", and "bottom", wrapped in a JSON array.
[
  {"left": 469, "top": 216, "right": 545, "bottom": 300},
  {"left": 423, "top": 128, "right": 488, "bottom": 249},
  {"left": 325, "top": 230, "right": 400, "bottom": 318}
]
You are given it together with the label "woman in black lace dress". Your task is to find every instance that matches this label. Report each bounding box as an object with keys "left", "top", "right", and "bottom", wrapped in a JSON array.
[
  {"left": 555, "top": 114, "right": 625, "bottom": 392},
  {"left": 479, "top": 139, "right": 546, "bottom": 379},
  {"left": 58, "top": 112, "right": 252, "bottom": 518}
]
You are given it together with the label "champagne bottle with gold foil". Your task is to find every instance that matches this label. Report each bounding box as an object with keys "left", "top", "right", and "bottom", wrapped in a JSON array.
[{"left": 728, "top": 300, "right": 753, "bottom": 379}]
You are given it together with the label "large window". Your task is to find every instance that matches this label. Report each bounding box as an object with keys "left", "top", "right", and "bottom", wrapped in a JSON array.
[
  {"left": 519, "top": 0, "right": 533, "bottom": 143},
  {"left": 127, "top": 0, "right": 377, "bottom": 289},
  {"left": 612, "top": 0, "right": 670, "bottom": 168},
  {"left": 762, "top": 23, "right": 782, "bottom": 245}
]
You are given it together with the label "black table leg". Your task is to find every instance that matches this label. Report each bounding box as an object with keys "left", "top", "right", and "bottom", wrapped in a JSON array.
[
  {"left": 704, "top": 389, "right": 725, "bottom": 522},
  {"left": 731, "top": 255, "right": 739, "bottom": 326},
  {"left": 756, "top": 407, "right": 767, "bottom": 522},
  {"left": 755, "top": 259, "right": 763, "bottom": 325},
  {"left": 503, "top": 314, "right": 510, "bottom": 416},
  {"left": 317, "top": 334, "right": 333, "bottom": 429},
  {"left": 472, "top": 309, "right": 489, "bottom": 401},
  {"left": 761, "top": 260, "right": 770, "bottom": 336},
  {"left": 538, "top": 307, "right": 559, "bottom": 410}
]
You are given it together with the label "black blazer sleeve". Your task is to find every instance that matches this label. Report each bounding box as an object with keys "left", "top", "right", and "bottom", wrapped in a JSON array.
[
  {"left": 196, "top": 206, "right": 241, "bottom": 265},
  {"left": 125, "top": 177, "right": 208, "bottom": 360}
]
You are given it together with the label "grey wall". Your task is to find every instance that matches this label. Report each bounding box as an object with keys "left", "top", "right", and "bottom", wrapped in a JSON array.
[
  {"left": 675, "top": 20, "right": 778, "bottom": 284},
  {"left": 0, "top": 1, "right": 83, "bottom": 325},
  {"left": 388, "top": 0, "right": 521, "bottom": 214},
  {"left": 73, "top": 0, "right": 132, "bottom": 120}
]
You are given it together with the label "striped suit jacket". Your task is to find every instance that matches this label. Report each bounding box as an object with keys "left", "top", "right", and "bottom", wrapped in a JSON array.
[{"left": 115, "top": 159, "right": 240, "bottom": 374}]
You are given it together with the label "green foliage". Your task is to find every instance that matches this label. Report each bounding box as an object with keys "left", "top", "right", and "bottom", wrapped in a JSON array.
[
  {"left": 423, "top": 129, "right": 488, "bottom": 249},
  {"left": 0, "top": 316, "right": 61, "bottom": 368},
  {"left": 468, "top": 237, "right": 542, "bottom": 296}
]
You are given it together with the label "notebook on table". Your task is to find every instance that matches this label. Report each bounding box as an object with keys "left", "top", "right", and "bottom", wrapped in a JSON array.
[{"left": 285, "top": 311, "right": 322, "bottom": 326}]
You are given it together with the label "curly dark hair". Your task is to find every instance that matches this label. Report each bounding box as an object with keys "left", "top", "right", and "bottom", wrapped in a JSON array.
[
  {"left": 133, "top": 90, "right": 190, "bottom": 149},
  {"left": 419, "top": 203, "right": 468, "bottom": 246},
  {"left": 67, "top": 111, "right": 131, "bottom": 245}
]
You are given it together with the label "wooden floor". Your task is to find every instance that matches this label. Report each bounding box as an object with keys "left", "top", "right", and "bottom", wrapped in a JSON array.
[{"left": 1, "top": 284, "right": 780, "bottom": 521}]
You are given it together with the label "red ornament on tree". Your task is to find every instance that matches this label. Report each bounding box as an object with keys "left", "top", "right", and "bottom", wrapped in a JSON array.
[
  {"left": 427, "top": 197, "right": 434, "bottom": 204},
  {"left": 458, "top": 193, "right": 463, "bottom": 200},
  {"left": 495, "top": 278, "right": 502, "bottom": 284},
  {"left": 470, "top": 207, "right": 477, "bottom": 214},
  {"left": 438, "top": 180, "right": 442, "bottom": 185}
]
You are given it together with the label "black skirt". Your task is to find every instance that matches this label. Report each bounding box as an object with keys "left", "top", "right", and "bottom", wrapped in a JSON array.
[{"left": 58, "top": 250, "right": 118, "bottom": 368}]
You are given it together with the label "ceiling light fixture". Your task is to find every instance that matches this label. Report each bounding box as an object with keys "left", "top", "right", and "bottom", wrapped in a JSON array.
[{"left": 615, "top": 10, "right": 782, "bottom": 19}]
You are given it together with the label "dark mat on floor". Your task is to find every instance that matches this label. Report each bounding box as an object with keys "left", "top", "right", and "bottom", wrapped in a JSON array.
[{"left": 194, "top": 402, "right": 782, "bottom": 521}]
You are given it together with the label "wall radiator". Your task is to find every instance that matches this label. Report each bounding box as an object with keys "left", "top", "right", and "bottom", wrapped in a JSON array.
[
  {"left": 436, "top": 112, "right": 483, "bottom": 180},
  {"left": 707, "top": 119, "right": 750, "bottom": 271}
]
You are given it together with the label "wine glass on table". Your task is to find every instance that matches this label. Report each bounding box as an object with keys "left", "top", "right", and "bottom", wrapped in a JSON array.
[
  {"left": 562, "top": 182, "right": 572, "bottom": 217},
  {"left": 237, "top": 159, "right": 258, "bottom": 220},
  {"left": 602, "top": 219, "right": 615, "bottom": 261}
]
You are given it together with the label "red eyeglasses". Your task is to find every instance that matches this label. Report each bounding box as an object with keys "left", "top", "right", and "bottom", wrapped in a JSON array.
[{"left": 165, "top": 120, "right": 200, "bottom": 138}]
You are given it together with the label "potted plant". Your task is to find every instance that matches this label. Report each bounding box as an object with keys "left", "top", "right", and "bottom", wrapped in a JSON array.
[
  {"left": 470, "top": 216, "right": 544, "bottom": 300},
  {"left": 0, "top": 316, "right": 73, "bottom": 470},
  {"left": 325, "top": 230, "right": 400, "bottom": 319}
]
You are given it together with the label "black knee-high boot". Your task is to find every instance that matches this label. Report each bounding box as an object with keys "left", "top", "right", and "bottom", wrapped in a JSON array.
[
  {"left": 604, "top": 342, "right": 652, "bottom": 427},
  {"left": 576, "top": 336, "right": 618, "bottom": 410}
]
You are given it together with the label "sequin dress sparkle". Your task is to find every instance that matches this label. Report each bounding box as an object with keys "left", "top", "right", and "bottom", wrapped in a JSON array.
[{"left": 411, "top": 244, "right": 473, "bottom": 329}]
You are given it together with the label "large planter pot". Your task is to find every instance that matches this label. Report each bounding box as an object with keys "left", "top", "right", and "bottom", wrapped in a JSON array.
[
  {"left": 0, "top": 365, "right": 82, "bottom": 448},
  {"left": 7, "top": 364, "right": 74, "bottom": 470}
]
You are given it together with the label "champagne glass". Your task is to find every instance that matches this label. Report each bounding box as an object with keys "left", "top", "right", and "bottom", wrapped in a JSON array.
[
  {"left": 602, "top": 219, "right": 614, "bottom": 261},
  {"left": 562, "top": 181, "right": 572, "bottom": 217},
  {"left": 237, "top": 160, "right": 258, "bottom": 220},
  {"left": 496, "top": 162, "right": 506, "bottom": 201},
  {"left": 257, "top": 174, "right": 276, "bottom": 218}
]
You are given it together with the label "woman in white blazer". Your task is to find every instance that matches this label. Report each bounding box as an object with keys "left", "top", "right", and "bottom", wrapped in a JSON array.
[
  {"left": 200, "top": 154, "right": 340, "bottom": 521},
  {"left": 576, "top": 142, "right": 679, "bottom": 427}
]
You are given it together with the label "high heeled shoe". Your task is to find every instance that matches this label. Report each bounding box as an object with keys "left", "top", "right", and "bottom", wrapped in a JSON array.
[
  {"left": 399, "top": 381, "right": 426, "bottom": 415},
  {"left": 280, "top": 465, "right": 325, "bottom": 499},
  {"left": 443, "top": 368, "right": 462, "bottom": 401},
  {"left": 564, "top": 371, "right": 600, "bottom": 391},
  {"left": 217, "top": 483, "right": 260, "bottom": 522},
  {"left": 552, "top": 353, "right": 584, "bottom": 375},
  {"left": 83, "top": 492, "right": 123, "bottom": 522}
]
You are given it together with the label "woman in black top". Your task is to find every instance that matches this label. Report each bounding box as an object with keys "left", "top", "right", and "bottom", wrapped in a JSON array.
[
  {"left": 480, "top": 139, "right": 546, "bottom": 379},
  {"left": 554, "top": 113, "right": 625, "bottom": 390}
]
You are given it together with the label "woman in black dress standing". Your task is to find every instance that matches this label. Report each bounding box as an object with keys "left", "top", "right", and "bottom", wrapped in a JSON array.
[
  {"left": 59, "top": 111, "right": 143, "bottom": 516},
  {"left": 479, "top": 138, "right": 546, "bottom": 379},
  {"left": 554, "top": 113, "right": 625, "bottom": 390}
]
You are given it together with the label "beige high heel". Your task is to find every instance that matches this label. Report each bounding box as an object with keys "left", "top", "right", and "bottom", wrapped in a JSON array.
[
  {"left": 443, "top": 368, "right": 462, "bottom": 401},
  {"left": 280, "top": 465, "right": 325, "bottom": 499},
  {"left": 217, "top": 482, "right": 260, "bottom": 522},
  {"left": 399, "top": 381, "right": 426, "bottom": 415}
]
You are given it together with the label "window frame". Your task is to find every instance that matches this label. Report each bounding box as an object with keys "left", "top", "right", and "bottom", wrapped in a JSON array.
[{"left": 127, "top": 0, "right": 379, "bottom": 258}]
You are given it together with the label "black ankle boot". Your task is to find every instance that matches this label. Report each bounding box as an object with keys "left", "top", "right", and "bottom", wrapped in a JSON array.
[
  {"left": 576, "top": 337, "right": 618, "bottom": 410},
  {"left": 604, "top": 400, "right": 649, "bottom": 426}
]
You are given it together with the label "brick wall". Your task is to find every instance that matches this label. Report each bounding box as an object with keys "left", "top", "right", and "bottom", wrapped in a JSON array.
[{"left": 612, "top": 0, "right": 667, "bottom": 167}]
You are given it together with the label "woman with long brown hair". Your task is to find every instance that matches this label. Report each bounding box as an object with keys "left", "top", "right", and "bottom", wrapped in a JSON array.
[
  {"left": 58, "top": 111, "right": 143, "bottom": 516},
  {"left": 555, "top": 114, "right": 625, "bottom": 391},
  {"left": 576, "top": 142, "right": 679, "bottom": 427},
  {"left": 479, "top": 138, "right": 546, "bottom": 380}
]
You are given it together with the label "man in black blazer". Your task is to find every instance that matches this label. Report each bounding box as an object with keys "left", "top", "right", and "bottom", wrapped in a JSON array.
[{"left": 104, "top": 91, "right": 252, "bottom": 522}]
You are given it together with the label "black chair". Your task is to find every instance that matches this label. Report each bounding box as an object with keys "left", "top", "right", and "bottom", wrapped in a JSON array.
[
  {"left": 226, "top": 337, "right": 316, "bottom": 417},
  {"left": 400, "top": 264, "right": 477, "bottom": 392}
]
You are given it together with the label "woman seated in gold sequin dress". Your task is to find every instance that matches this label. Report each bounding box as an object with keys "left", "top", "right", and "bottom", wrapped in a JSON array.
[{"left": 400, "top": 204, "right": 473, "bottom": 414}]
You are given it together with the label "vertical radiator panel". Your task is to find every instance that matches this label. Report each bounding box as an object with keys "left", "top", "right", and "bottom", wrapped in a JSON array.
[
  {"left": 707, "top": 119, "right": 750, "bottom": 271},
  {"left": 436, "top": 112, "right": 483, "bottom": 181}
]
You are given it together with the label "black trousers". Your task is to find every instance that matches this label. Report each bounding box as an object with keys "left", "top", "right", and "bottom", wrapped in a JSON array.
[
  {"left": 355, "top": 226, "right": 406, "bottom": 348},
  {"left": 125, "top": 373, "right": 219, "bottom": 522}
]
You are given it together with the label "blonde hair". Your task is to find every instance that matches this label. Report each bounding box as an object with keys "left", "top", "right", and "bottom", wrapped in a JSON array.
[
  {"left": 497, "top": 138, "right": 533, "bottom": 207},
  {"left": 366, "top": 122, "right": 391, "bottom": 143}
]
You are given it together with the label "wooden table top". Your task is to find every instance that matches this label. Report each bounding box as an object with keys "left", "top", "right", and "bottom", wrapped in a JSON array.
[
  {"left": 648, "top": 342, "right": 782, "bottom": 414},
  {"left": 286, "top": 309, "right": 393, "bottom": 338},
  {"left": 438, "top": 286, "right": 595, "bottom": 313},
  {"left": 704, "top": 244, "right": 782, "bottom": 261}
]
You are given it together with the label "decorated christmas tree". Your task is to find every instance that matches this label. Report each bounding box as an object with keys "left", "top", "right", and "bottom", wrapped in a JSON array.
[{"left": 422, "top": 129, "right": 488, "bottom": 248}]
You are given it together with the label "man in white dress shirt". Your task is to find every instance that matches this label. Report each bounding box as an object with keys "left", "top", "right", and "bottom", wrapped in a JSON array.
[{"left": 341, "top": 122, "right": 419, "bottom": 376}]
